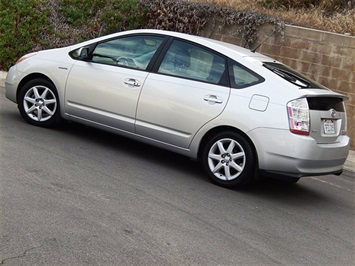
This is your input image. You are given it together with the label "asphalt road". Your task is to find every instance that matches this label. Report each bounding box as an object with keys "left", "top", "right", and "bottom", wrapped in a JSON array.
[{"left": 0, "top": 84, "right": 354, "bottom": 265}]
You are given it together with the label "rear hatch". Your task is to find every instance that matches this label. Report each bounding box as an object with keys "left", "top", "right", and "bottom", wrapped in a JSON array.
[
  {"left": 263, "top": 62, "right": 348, "bottom": 144},
  {"left": 308, "top": 96, "right": 347, "bottom": 144}
]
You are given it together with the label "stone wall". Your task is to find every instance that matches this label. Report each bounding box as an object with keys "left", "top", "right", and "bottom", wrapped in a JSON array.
[{"left": 200, "top": 23, "right": 355, "bottom": 148}]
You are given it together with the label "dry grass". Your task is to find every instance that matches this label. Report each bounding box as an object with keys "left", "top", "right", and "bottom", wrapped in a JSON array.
[{"left": 190, "top": 0, "right": 355, "bottom": 35}]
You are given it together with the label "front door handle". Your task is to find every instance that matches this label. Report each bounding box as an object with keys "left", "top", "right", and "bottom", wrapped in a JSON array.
[
  {"left": 124, "top": 78, "right": 141, "bottom": 87},
  {"left": 204, "top": 95, "right": 223, "bottom": 104}
]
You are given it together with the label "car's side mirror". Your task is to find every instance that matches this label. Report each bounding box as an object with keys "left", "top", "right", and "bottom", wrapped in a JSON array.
[
  {"left": 78, "top": 47, "right": 90, "bottom": 60},
  {"left": 69, "top": 44, "right": 96, "bottom": 61}
]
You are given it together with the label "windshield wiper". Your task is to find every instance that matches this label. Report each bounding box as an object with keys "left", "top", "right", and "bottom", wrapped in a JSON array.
[{"left": 266, "top": 65, "right": 310, "bottom": 88}]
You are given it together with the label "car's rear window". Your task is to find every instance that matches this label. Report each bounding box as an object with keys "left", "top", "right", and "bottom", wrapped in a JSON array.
[
  {"left": 307, "top": 97, "right": 344, "bottom": 111},
  {"left": 263, "top": 62, "right": 328, "bottom": 89}
]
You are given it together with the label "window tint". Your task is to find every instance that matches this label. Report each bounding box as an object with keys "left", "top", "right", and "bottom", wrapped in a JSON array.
[
  {"left": 158, "top": 40, "right": 227, "bottom": 85},
  {"left": 307, "top": 97, "right": 344, "bottom": 111},
  {"left": 90, "top": 35, "right": 165, "bottom": 70},
  {"left": 229, "top": 59, "right": 264, "bottom": 89}
]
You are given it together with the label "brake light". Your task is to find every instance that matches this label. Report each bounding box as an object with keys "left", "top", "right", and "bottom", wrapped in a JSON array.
[
  {"left": 342, "top": 102, "right": 347, "bottom": 135},
  {"left": 287, "top": 98, "right": 310, "bottom": 135}
]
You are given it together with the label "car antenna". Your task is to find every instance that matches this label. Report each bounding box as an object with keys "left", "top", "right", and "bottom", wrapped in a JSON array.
[{"left": 251, "top": 25, "right": 282, "bottom": 53}]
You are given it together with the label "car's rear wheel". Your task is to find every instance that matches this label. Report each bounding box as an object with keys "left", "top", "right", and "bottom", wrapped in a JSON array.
[
  {"left": 18, "top": 78, "right": 61, "bottom": 127},
  {"left": 202, "top": 132, "right": 255, "bottom": 188}
]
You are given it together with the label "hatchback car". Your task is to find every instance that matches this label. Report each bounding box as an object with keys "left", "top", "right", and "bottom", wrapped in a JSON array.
[{"left": 5, "top": 29, "right": 350, "bottom": 187}]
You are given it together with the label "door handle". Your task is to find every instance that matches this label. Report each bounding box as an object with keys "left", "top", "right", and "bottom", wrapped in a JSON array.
[
  {"left": 204, "top": 95, "right": 223, "bottom": 104},
  {"left": 124, "top": 78, "right": 141, "bottom": 87}
]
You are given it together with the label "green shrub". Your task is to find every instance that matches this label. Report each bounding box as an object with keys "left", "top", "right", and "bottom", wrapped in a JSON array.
[
  {"left": 58, "top": 0, "right": 145, "bottom": 41},
  {"left": 0, "top": 0, "right": 51, "bottom": 70},
  {"left": 0, "top": 0, "right": 145, "bottom": 70},
  {"left": 60, "top": 0, "right": 106, "bottom": 26},
  {"left": 0, "top": 0, "right": 282, "bottom": 71},
  {"left": 100, "top": 0, "right": 146, "bottom": 34},
  {"left": 59, "top": 0, "right": 144, "bottom": 32}
]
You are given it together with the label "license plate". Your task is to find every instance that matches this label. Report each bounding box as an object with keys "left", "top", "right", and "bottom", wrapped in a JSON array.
[{"left": 324, "top": 120, "right": 335, "bottom": 134}]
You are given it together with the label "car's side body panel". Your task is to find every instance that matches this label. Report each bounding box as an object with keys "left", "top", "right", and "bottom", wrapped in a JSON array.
[
  {"left": 136, "top": 73, "right": 230, "bottom": 148},
  {"left": 65, "top": 61, "right": 148, "bottom": 133}
]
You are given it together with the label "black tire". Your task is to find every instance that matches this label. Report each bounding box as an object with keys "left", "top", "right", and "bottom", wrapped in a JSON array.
[
  {"left": 18, "top": 78, "right": 61, "bottom": 127},
  {"left": 202, "top": 131, "right": 255, "bottom": 188}
]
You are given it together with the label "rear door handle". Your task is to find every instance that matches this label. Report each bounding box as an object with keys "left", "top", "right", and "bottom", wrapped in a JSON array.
[
  {"left": 124, "top": 78, "right": 141, "bottom": 87},
  {"left": 204, "top": 95, "right": 223, "bottom": 104}
]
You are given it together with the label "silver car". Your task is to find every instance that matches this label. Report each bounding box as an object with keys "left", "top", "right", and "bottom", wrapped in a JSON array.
[{"left": 5, "top": 29, "right": 350, "bottom": 188}]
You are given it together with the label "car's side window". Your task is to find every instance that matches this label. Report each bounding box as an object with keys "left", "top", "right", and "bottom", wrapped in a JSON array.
[
  {"left": 158, "top": 40, "right": 227, "bottom": 85},
  {"left": 228, "top": 59, "right": 265, "bottom": 89},
  {"left": 90, "top": 35, "right": 165, "bottom": 70}
]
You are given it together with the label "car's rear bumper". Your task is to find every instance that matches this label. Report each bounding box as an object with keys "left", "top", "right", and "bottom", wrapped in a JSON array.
[
  {"left": 260, "top": 168, "right": 343, "bottom": 180},
  {"left": 249, "top": 128, "right": 350, "bottom": 177}
]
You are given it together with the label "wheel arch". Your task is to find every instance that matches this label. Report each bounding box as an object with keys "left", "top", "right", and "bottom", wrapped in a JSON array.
[
  {"left": 17, "top": 74, "right": 62, "bottom": 127},
  {"left": 197, "top": 126, "right": 259, "bottom": 167},
  {"left": 16, "top": 73, "right": 55, "bottom": 102}
]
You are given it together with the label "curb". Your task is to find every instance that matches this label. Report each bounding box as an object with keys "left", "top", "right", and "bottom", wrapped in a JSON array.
[
  {"left": 0, "top": 70, "right": 354, "bottom": 173},
  {"left": 344, "top": 150, "right": 355, "bottom": 173},
  {"left": 0, "top": 71, "right": 6, "bottom": 83}
]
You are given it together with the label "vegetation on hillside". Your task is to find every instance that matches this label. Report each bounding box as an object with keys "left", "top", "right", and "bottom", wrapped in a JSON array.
[
  {"left": 0, "top": 0, "right": 51, "bottom": 70},
  {"left": 0, "top": 0, "right": 353, "bottom": 70},
  {"left": 194, "top": 0, "right": 355, "bottom": 35},
  {"left": 0, "top": 0, "right": 145, "bottom": 69}
]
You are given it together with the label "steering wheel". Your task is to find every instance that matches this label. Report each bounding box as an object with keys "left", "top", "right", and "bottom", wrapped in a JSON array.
[
  {"left": 116, "top": 57, "right": 136, "bottom": 67},
  {"left": 116, "top": 57, "right": 129, "bottom": 66}
]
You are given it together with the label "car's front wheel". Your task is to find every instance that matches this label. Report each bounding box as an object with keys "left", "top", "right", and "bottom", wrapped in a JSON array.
[
  {"left": 202, "top": 132, "right": 255, "bottom": 188},
  {"left": 18, "top": 78, "right": 61, "bottom": 127}
]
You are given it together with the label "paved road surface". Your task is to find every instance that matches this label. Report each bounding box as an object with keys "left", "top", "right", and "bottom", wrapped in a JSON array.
[{"left": 0, "top": 83, "right": 354, "bottom": 265}]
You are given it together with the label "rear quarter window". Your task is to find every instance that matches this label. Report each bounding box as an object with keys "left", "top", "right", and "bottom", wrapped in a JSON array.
[{"left": 228, "top": 59, "right": 265, "bottom": 89}]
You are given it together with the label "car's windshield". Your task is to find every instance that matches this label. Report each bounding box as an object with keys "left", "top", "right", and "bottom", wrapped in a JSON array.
[{"left": 263, "top": 62, "right": 328, "bottom": 90}]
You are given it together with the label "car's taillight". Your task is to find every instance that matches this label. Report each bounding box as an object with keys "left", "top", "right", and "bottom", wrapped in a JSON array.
[
  {"left": 342, "top": 102, "right": 347, "bottom": 135},
  {"left": 287, "top": 98, "right": 310, "bottom": 135}
]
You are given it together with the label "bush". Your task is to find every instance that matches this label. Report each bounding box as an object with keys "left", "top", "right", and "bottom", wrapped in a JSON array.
[
  {"left": 59, "top": 0, "right": 145, "bottom": 39},
  {"left": 100, "top": 0, "right": 146, "bottom": 34},
  {"left": 0, "top": 0, "right": 146, "bottom": 70},
  {"left": 0, "top": 0, "right": 281, "bottom": 70},
  {"left": 60, "top": 0, "right": 106, "bottom": 26},
  {"left": 0, "top": 0, "right": 51, "bottom": 70},
  {"left": 140, "top": 0, "right": 283, "bottom": 48}
]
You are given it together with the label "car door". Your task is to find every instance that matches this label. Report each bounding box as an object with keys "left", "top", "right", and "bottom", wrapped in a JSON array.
[
  {"left": 65, "top": 34, "right": 166, "bottom": 132},
  {"left": 135, "top": 39, "right": 230, "bottom": 148}
]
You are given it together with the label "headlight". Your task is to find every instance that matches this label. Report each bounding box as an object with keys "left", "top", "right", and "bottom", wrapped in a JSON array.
[{"left": 16, "top": 52, "right": 38, "bottom": 64}]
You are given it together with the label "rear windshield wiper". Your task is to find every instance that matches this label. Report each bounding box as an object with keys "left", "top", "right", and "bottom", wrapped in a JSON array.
[
  {"left": 264, "top": 64, "right": 310, "bottom": 88},
  {"left": 273, "top": 69, "right": 310, "bottom": 88}
]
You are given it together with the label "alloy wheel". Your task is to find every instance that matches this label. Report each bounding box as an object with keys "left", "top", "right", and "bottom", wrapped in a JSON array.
[
  {"left": 207, "top": 138, "right": 246, "bottom": 181},
  {"left": 23, "top": 85, "right": 57, "bottom": 122}
]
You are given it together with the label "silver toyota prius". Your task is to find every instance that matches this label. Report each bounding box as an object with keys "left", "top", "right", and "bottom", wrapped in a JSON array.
[{"left": 5, "top": 29, "right": 350, "bottom": 188}]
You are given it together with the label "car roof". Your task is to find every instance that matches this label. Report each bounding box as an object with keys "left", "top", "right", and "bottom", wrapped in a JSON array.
[
  {"left": 132, "top": 29, "right": 275, "bottom": 60},
  {"left": 75, "top": 29, "right": 276, "bottom": 63}
]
